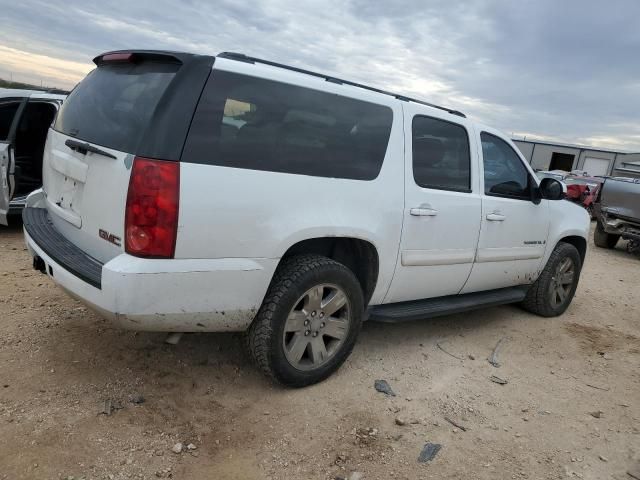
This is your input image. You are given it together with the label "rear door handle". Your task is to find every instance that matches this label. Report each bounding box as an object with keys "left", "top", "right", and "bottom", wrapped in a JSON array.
[
  {"left": 486, "top": 213, "right": 506, "bottom": 221},
  {"left": 410, "top": 206, "right": 438, "bottom": 217}
]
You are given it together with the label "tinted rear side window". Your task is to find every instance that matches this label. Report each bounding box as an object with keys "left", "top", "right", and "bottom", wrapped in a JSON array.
[
  {"left": 412, "top": 115, "right": 471, "bottom": 192},
  {"left": 182, "top": 70, "right": 393, "bottom": 180},
  {"left": 54, "top": 62, "right": 178, "bottom": 152}
]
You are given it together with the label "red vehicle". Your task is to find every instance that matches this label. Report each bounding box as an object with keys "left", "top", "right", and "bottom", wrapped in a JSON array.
[
  {"left": 564, "top": 177, "right": 603, "bottom": 218},
  {"left": 536, "top": 171, "right": 603, "bottom": 218}
]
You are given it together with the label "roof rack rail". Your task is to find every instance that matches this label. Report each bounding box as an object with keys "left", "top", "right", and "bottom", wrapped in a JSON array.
[{"left": 217, "top": 52, "right": 466, "bottom": 118}]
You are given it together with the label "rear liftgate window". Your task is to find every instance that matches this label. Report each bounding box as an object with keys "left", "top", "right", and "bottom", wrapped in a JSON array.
[
  {"left": 182, "top": 71, "right": 393, "bottom": 180},
  {"left": 54, "top": 62, "right": 178, "bottom": 153}
]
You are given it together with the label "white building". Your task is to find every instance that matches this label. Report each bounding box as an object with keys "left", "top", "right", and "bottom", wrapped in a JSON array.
[{"left": 513, "top": 139, "right": 640, "bottom": 178}]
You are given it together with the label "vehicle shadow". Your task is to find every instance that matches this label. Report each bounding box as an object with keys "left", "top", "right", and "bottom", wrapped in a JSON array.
[
  {"left": 36, "top": 299, "right": 525, "bottom": 394},
  {"left": 591, "top": 238, "right": 638, "bottom": 260}
]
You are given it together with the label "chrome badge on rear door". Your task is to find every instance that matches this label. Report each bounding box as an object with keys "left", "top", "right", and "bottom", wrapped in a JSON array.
[{"left": 99, "top": 229, "right": 121, "bottom": 247}]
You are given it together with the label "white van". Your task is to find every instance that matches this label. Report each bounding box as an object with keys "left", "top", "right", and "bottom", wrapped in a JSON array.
[{"left": 22, "top": 51, "right": 590, "bottom": 386}]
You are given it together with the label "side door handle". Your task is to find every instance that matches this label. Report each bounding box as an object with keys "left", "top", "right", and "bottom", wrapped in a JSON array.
[
  {"left": 486, "top": 212, "right": 506, "bottom": 221},
  {"left": 410, "top": 206, "right": 438, "bottom": 217}
]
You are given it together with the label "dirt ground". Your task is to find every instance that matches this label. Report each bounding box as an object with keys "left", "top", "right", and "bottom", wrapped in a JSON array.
[{"left": 0, "top": 221, "right": 638, "bottom": 480}]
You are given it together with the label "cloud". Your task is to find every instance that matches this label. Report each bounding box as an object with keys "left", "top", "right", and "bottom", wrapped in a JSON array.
[
  {"left": 1, "top": 0, "right": 638, "bottom": 150},
  {"left": 0, "top": 45, "right": 92, "bottom": 87}
]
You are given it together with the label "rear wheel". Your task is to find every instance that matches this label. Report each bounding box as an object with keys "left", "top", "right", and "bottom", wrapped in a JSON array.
[
  {"left": 593, "top": 221, "right": 619, "bottom": 249},
  {"left": 521, "top": 242, "right": 581, "bottom": 317},
  {"left": 247, "top": 255, "right": 364, "bottom": 387}
]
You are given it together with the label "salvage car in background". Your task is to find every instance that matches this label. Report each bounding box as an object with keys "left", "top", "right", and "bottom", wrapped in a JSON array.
[
  {"left": 535, "top": 170, "right": 569, "bottom": 182},
  {"left": 593, "top": 177, "right": 640, "bottom": 255},
  {"left": 0, "top": 89, "right": 66, "bottom": 225},
  {"left": 536, "top": 170, "right": 603, "bottom": 218},
  {"left": 563, "top": 176, "right": 603, "bottom": 219}
]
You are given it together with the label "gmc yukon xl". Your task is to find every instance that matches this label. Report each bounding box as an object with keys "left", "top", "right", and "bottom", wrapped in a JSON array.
[{"left": 22, "top": 51, "right": 590, "bottom": 386}]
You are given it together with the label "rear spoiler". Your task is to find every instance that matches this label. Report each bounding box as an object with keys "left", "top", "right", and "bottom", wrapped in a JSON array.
[{"left": 93, "top": 50, "right": 188, "bottom": 66}]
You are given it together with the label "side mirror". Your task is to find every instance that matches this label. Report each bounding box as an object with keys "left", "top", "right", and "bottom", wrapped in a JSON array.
[{"left": 539, "top": 178, "right": 565, "bottom": 201}]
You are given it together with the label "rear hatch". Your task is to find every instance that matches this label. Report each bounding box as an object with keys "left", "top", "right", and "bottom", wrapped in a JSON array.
[{"left": 42, "top": 51, "right": 213, "bottom": 263}]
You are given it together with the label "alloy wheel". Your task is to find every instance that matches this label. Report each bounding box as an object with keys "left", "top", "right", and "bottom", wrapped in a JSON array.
[
  {"left": 282, "top": 284, "right": 351, "bottom": 371},
  {"left": 549, "top": 257, "right": 575, "bottom": 308}
]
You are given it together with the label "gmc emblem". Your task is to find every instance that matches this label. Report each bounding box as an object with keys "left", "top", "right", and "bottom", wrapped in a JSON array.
[{"left": 99, "top": 229, "right": 122, "bottom": 247}]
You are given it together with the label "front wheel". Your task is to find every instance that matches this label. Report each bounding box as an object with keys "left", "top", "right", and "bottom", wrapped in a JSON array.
[
  {"left": 521, "top": 242, "right": 582, "bottom": 317},
  {"left": 247, "top": 255, "right": 364, "bottom": 387}
]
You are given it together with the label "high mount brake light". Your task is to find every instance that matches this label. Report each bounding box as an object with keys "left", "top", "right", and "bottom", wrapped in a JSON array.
[
  {"left": 124, "top": 157, "right": 179, "bottom": 258},
  {"left": 100, "top": 53, "right": 135, "bottom": 63},
  {"left": 93, "top": 52, "right": 183, "bottom": 66}
]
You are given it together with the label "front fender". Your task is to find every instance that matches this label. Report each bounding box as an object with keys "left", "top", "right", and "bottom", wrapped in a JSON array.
[{"left": 542, "top": 200, "right": 590, "bottom": 268}]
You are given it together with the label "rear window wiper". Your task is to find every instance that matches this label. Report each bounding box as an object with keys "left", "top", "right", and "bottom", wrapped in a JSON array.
[{"left": 64, "top": 138, "right": 116, "bottom": 159}]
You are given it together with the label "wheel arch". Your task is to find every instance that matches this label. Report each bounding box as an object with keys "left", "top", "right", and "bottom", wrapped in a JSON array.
[
  {"left": 280, "top": 236, "right": 379, "bottom": 305},
  {"left": 545, "top": 201, "right": 590, "bottom": 270},
  {"left": 558, "top": 235, "right": 587, "bottom": 265}
]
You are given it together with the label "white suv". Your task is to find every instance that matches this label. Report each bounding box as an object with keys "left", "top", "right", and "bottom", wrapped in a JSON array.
[{"left": 23, "top": 50, "right": 590, "bottom": 386}]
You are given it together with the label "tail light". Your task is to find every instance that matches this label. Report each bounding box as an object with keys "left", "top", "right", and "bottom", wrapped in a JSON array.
[{"left": 125, "top": 157, "right": 179, "bottom": 258}]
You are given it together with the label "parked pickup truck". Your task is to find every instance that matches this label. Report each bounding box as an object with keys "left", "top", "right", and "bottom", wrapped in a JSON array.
[
  {"left": 22, "top": 50, "right": 590, "bottom": 386},
  {"left": 593, "top": 177, "right": 640, "bottom": 255}
]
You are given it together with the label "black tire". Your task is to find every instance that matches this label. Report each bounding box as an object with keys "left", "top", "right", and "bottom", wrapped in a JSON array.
[
  {"left": 246, "top": 254, "right": 364, "bottom": 387},
  {"left": 521, "top": 242, "right": 582, "bottom": 317},
  {"left": 593, "top": 221, "right": 619, "bottom": 249}
]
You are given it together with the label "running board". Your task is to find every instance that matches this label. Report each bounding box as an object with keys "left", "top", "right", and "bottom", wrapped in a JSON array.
[{"left": 367, "top": 287, "right": 528, "bottom": 323}]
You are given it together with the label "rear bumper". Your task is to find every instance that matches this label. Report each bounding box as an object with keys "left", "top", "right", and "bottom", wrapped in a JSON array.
[
  {"left": 23, "top": 207, "right": 103, "bottom": 288},
  {"left": 600, "top": 212, "right": 640, "bottom": 241},
  {"left": 23, "top": 207, "right": 277, "bottom": 332}
]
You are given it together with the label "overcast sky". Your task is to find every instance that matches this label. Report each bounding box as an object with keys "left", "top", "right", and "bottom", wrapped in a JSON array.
[{"left": 1, "top": 0, "right": 638, "bottom": 151}]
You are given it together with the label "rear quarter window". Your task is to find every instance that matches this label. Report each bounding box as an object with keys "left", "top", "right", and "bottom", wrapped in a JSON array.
[
  {"left": 181, "top": 70, "right": 393, "bottom": 180},
  {"left": 54, "top": 62, "right": 178, "bottom": 153}
]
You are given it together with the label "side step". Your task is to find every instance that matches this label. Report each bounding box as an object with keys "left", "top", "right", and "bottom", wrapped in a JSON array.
[{"left": 368, "top": 287, "right": 528, "bottom": 323}]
